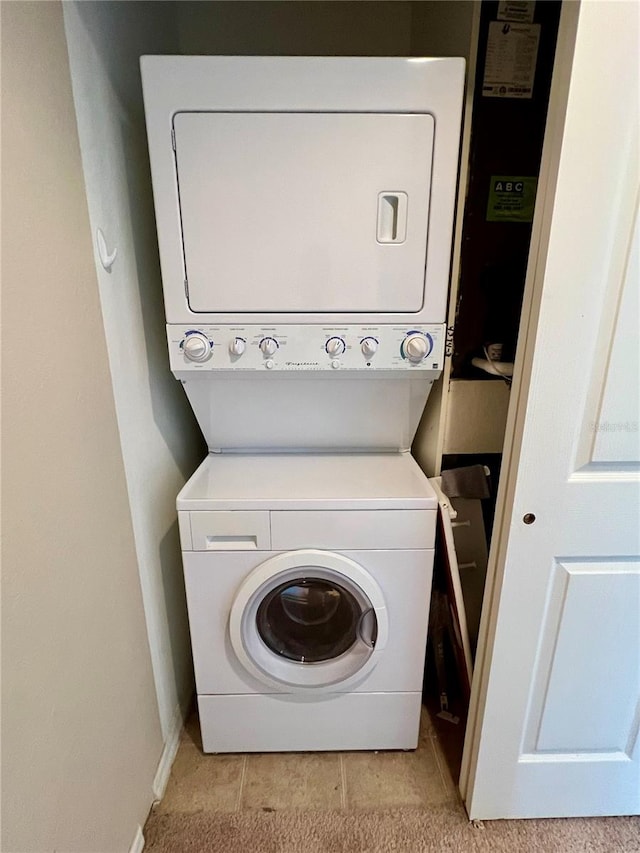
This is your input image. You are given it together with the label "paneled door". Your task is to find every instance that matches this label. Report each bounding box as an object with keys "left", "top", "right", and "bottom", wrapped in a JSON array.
[{"left": 463, "top": 0, "right": 640, "bottom": 819}]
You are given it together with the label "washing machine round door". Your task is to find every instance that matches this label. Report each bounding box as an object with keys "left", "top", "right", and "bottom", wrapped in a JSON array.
[{"left": 229, "top": 549, "right": 389, "bottom": 692}]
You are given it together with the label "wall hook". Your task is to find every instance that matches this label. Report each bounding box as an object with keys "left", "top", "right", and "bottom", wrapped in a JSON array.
[{"left": 96, "top": 227, "right": 118, "bottom": 271}]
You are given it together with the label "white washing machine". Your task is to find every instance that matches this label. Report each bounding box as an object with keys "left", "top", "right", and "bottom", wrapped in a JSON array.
[
  {"left": 141, "top": 57, "right": 464, "bottom": 751},
  {"left": 178, "top": 453, "right": 438, "bottom": 752}
]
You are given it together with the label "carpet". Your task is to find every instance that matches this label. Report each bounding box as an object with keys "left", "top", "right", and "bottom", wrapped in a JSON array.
[{"left": 143, "top": 804, "right": 640, "bottom": 852}]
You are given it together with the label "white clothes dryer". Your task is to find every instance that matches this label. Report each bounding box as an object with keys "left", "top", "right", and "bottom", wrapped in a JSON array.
[
  {"left": 178, "top": 452, "right": 437, "bottom": 752},
  {"left": 141, "top": 56, "right": 465, "bottom": 328}
]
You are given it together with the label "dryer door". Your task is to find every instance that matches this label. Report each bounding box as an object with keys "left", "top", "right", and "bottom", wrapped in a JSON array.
[
  {"left": 229, "top": 549, "right": 389, "bottom": 692},
  {"left": 173, "top": 111, "right": 434, "bottom": 314}
]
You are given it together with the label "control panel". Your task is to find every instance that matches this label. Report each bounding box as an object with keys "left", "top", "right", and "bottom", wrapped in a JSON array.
[{"left": 167, "top": 325, "right": 445, "bottom": 372}]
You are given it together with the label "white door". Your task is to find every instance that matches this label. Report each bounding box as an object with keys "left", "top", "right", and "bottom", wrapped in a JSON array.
[
  {"left": 463, "top": 1, "right": 640, "bottom": 819},
  {"left": 173, "top": 112, "right": 434, "bottom": 313}
]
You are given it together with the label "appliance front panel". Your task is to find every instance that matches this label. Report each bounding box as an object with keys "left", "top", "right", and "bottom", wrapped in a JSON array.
[
  {"left": 141, "top": 56, "right": 465, "bottom": 325},
  {"left": 168, "top": 323, "right": 445, "bottom": 372},
  {"left": 168, "top": 323, "right": 444, "bottom": 452},
  {"left": 183, "top": 548, "right": 434, "bottom": 696},
  {"left": 197, "top": 692, "right": 422, "bottom": 752},
  {"left": 179, "top": 374, "right": 434, "bottom": 453},
  {"left": 174, "top": 112, "right": 434, "bottom": 314}
]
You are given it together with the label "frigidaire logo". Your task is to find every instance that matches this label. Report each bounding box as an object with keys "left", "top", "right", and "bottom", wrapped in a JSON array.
[{"left": 285, "top": 361, "right": 320, "bottom": 366}]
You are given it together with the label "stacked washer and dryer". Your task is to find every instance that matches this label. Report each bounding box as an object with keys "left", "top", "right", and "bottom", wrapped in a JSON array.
[{"left": 141, "top": 57, "right": 464, "bottom": 752}]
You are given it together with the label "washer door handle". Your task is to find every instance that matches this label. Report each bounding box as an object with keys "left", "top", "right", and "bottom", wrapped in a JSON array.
[{"left": 357, "top": 607, "right": 377, "bottom": 648}]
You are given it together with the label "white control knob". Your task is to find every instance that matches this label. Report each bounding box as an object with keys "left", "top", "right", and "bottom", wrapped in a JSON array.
[
  {"left": 402, "top": 333, "right": 432, "bottom": 363},
  {"left": 260, "top": 337, "right": 278, "bottom": 356},
  {"left": 326, "top": 337, "right": 345, "bottom": 357},
  {"left": 361, "top": 337, "right": 378, "bottom": 358},
  {"left": 229, "top": 337, "right": 246, "bottom": 356},
  {"left": 183, "top": 333, "right": 212, "bottom": 362}
]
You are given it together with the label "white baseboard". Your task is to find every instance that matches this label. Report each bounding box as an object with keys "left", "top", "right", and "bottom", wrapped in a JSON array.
[
  {"left": 152, "top": 698, "right": 189, "bottom": 801},
  {"left": 128, "top": 825, "right": 144, "bottom": 853}
]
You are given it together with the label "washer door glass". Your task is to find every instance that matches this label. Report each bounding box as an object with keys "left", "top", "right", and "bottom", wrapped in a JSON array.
[
  {"left": 229, "top": 550, "right": 388, "bottom": 691},
  {"left": 257, "top": 577, "right": 374, "bottom": 663}
]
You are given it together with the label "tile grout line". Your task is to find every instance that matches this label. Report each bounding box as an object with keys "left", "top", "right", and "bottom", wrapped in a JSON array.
[
  {"left": 428, "top": 736, "right": 456, "bottom": 802},
  {"left": 235, "top": 755, "right": 247, "bottom": 812},
  {"left": 339, "top": 754, "right": 347, "bottom": 810}
]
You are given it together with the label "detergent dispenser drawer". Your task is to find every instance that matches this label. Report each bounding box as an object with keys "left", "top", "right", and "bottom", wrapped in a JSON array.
[{"left": 184, "top": 511, "right": 271, "bottom": 551}]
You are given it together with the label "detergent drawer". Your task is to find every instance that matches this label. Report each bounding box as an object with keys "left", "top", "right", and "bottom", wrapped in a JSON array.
[{"left": 180, "top": 511, "right": 271, "bottom": 551}]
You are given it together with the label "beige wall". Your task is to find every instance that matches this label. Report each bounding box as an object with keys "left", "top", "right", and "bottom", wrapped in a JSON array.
[
  {"left": 63, "top": 0, "right": 204, "bottom": 745},
  {"left": 176, "top": 1, "right": 413, "bottom": 55},
  {"left": 174, "top": 1, "right": 474, "bottom": 58},
  {"left": 1, "top": 3, "right": 163, "bottom": 851},
  {"left": 410, "top": 1, "right": 475, "bottom": 59}
]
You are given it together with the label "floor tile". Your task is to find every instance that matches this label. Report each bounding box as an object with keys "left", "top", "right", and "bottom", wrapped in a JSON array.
[
  {"left": 180, "top": 707, "right": 203, "bottom": 750},
  {"left": 241, "top": 752, "right": 342, "bottom": 811},
  {"left": 430, "top": 730, "right": 462, "bottom": 801},
  {"left": 158, "top": 743, "right": 244, "bottom": 814},
  {"left": 418, "top": 704, "right": 438, "bottom": 742},
  {"left": 421, "top": 696, "right": 466, "bottom": 795},
  {"left": 343, "top": 741, "right": 452, "bottom": 810}
]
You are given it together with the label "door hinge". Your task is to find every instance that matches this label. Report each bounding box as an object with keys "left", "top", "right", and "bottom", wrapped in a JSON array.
[
  {"left": 171, "top": 127, "right": 176, "bottom": 151},
  {"left": 184, "top": 279, "right": 189, "bottom": 299},
  {"left": 445, "top": 325, "right": 455, "bottom": 358}
]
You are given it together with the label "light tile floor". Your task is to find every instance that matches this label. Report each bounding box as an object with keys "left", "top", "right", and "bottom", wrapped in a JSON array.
[{"left": 155, "top": 704, "right": 464, "bottom": 816}]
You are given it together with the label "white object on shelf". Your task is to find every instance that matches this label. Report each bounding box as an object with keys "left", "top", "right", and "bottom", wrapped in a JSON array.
[{"left": 471, "top": 357, "right": 514, "bottom": 377}]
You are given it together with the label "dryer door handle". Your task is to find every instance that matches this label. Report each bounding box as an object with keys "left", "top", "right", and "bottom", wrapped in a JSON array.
[
  {"left": 376, "top": 192, "right": 407, "bottom": 243},
  {"left": 357, "top": 607, "right": 377, "bottom": 649}
]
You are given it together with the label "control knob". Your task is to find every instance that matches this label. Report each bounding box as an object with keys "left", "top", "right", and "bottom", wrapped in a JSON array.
[
  {"left": 260, "top": 337, "right": 279, "bottom": 356},
  {"left": 325, "top": 337, "right": 346, "bottom": 357},
  {"left": 229, "top": 337, "right": 246, "bottom": 356},
  {"left": 182, "top": 332, "right": 212, "bottom": 362},
  {"left": 361, "top": 337, "right": 379, "bottom": 358},
  {"left": 401, "top": 332, "right": 432, "bottom": 363}
]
